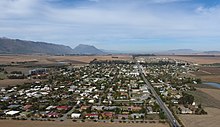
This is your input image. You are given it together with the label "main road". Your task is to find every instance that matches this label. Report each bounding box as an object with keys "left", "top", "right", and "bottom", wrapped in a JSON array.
[{"left": 136, "top": 61, "right": 181, "bottom": 127}]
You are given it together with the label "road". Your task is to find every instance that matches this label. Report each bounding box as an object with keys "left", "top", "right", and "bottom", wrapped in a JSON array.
[{"left": 136, "top": 62, "right": 181, "bottom": 127}]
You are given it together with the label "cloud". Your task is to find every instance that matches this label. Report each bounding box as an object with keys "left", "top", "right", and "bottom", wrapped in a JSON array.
[
  {"left": 0, "top": 0, "right": 220, "bottom": 50},
  {"left": 149, "top": 0, "right": 189, "bottom": 4}
]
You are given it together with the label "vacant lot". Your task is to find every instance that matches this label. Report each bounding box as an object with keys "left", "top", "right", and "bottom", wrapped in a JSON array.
[{"left": 0, "top": 120, "right": 168, "bottom": 127}]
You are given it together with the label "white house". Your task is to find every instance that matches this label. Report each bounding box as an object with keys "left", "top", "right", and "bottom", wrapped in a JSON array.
[
  {"left": 6, "top": 111, "right": 20, "bottom": 116},
  {"left": 71, "top": 113, "right": 81, "bottom": 118}
]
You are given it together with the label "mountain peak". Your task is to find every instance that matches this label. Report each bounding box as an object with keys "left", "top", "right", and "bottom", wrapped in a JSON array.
[{"left": 73, "top": 44, "right": 105, "bottom": 54}]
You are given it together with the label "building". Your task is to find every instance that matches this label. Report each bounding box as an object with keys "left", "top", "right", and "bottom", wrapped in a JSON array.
[
  {"left": 29, "top": 68, "right": 48, "bottom": 75},
  {"left": 71, "top": 113, "right": 81, "bottom": 118}
]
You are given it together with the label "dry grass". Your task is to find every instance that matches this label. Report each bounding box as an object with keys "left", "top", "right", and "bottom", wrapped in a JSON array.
[
  {"left": 0, "top": 55, "right": 132, "bottom": 65},
  {"left": 198, "top": 88, "right": 220, "bottom": 102},
  {"left": 49, "top": 55, "right": 132, "bottom": 63},
  {"left": 157, "top": 56, "right": 220, "bottom": 64},
  {"left": 191, "top": 67, "right": 220, "bottom": 83},
  {"left": 200, "top": 75, "right": 220, "bottom": 83},
  {"left": 180, "top": 88, "right": 220, "bottom": 127},
  {"left": 179, "top": 107, "right": 220, "bottom": 127},
  {"left": 0, "top": 79, "right": 44, "bottom": 87},
  {"left": 187, "top": 88, "right": 220, "bottom": 109},
  {"left": 0, "top": 120, "right": 168, "bottom": 127}
]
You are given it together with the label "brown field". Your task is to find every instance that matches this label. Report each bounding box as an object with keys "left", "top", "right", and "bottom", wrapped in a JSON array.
[
  {"left": 0, "top": 120, "right": 168, "bottom": 127},
  {"left": 200, "top": 75, "right": 220, "bottom": 83},
  {"left": 179, "top": 107, "right": 220, "bottom": 127},
  {"left": 191, "top": 67, "right": 220, "bottom": 83},
  {"left": 180, "top": 88, "right": 220, "bottom": 127},
  {"left": 0, "top": 79, "right": 44, "bottom": 87},
  {"left": 187, "top": 88, "right": 220, "bottom": 108},
  {"left": 198, "top": 88, "right": 220, "bottom": 102},
  {"left": 0, "top": 55, "right": 132, "bottom": 65},
  {"left": 157, "top": 55, "right": 220, "bottom": 64},
  {"left": 198, "top": 67, "right": 220, "bottom": 75}
]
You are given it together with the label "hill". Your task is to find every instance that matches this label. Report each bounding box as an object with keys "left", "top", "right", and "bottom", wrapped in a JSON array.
[
  {"left": 203, "top": 51, "right": 220, "bottom": 54},
  {"left": 73, "top": 44, "right": 105, "bottom": 55},
  {"left": 0, "top": 38, "right": 105, "bottom": 55},
  {"left": 0, "top": 38, "right": 74, "bottom": 54},
  {"left": 157, "top": 49, "right": 198, "bottom": 55}
]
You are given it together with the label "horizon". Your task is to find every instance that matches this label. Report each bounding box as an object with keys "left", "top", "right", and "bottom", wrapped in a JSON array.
[{"left": 1, "top": 0, "right": 220, "bottom": 52}]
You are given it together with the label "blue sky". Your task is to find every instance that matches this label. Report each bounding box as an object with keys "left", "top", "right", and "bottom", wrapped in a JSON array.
[{"left": 0, "top": 0, "right": 220, "bottom": 52}]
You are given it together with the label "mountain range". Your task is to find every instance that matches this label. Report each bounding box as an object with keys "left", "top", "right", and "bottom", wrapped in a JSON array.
[
  {"left": 0, "top": 37, "right": 220, "bottom": 55},
  {"left": 0, "top": 37, "right": 105, "bottom": 55}
]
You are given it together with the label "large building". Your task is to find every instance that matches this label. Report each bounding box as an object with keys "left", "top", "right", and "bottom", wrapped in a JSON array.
[{"left": 29, "top": 68, "right": 48, "bottom": 75}]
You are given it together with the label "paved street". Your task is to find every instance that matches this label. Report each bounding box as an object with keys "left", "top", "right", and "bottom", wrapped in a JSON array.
[{"left": 136, "top": 61, "right": 180, "bottom": 127}]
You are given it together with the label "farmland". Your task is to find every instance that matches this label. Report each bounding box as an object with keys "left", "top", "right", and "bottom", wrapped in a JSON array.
[
  {"left": 0, "top": 120, "right": 169, "bottom": 127},
  {"left": 158, "top": 55, "right": 220, "bottom": 64},
  {"left": 180, "top": 87, "right": 220, "bottom": 127},
  {"left": 0, "top": 55, "right": 132, "bottom": 65}
]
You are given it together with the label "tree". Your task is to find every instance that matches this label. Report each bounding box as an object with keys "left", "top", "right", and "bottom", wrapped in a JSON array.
[
  {"left": 179, "top": 93, "right": 194, "bottom": 105},
  {"left": 159, "top": 111, "right": 166, "bottom": 119}
]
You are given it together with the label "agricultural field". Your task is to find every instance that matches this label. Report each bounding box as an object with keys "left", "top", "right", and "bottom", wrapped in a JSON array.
[
  {"left": 158, "top": 55, "right": 220, "bottom": 64},
  {"left": 0, "top": 120, "right": 169, "bottom": 127},
  {"left": 179, "top": 107, "right": 220, "bottom": 127},
  {"left": 0, "top": 55, "right": 132, "bottom": 65},
  {"left": 191, "top": 67, "right": 220, "bottom": 83},
  {"left": 180, "top": 88, "right": 220, "bottom": 127}
]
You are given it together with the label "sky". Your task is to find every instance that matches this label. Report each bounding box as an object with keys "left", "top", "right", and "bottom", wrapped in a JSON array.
[{"left": 0, "top": 0, "right": 220, "bottom": 52}]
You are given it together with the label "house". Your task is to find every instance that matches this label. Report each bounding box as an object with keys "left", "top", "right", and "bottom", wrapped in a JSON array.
[
  {"left": 128, "top": 106, "right": 142, "bottom": 111},
  {"left": 20, "top": 111, "right": 32, "bottom": 117},
  {"left": 179, "top": 106, "right": 193, "bottom": 114},
  {"left": 130, "top": 113, "right": 145, "bottom": 119},
  {"left": 6, "top": 111, "right": 20, "bottom": 116},
  {"left": 147, "top": 106, "right": 159, "bottom": 114},
  {"left": 85, "top": 113, "right": 99, "bottom": 119},
  {"left": 102, "top": 112, "right": 114, "bottom": 118},
  {"left": 171, "top": 99, "right": 178, "bottom": 104},
  {"left": 80, "top": 106, "right": 90, "bottom": 111},
  {"left": 71, "top": 113, "right": 81, "bottom": 119},
  {"left": 92, "top": 106, "right": 104, "bottom": 111},
  {"left": 46, "top": 106, "right": 56, "bottom": 110},
  {"left": 56, "top": 106, "right": 71, "bottom": 111},
  {"left": 47, "top": 112, "right": 60, "bottom": 118},
  {"left": 23, "top": 105, "right": 32, "bottom": 111},
  {"left": 8, "top": 104, "right": 20, "bottom": 109},
  {"left": 117, "top": 114, "right": 129, "bottom": 119},
  {"left": 88, "top": 99, "right": 95, "bottom": 104}
]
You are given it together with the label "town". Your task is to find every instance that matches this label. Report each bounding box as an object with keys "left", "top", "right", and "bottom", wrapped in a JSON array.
[{"left": 0, "top": 56, "right": 208, "bottom": 127}]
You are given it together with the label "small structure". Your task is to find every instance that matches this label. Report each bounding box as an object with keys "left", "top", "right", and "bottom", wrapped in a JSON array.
[
  {"left": 179, "top": 106, "right": 193, "bottom": 114},
  {"left": 71, "top": 113, "right": 81, "bottom": 119},
  {"left": 6, "top": 111, "right": 20, "bottom": 116}
]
